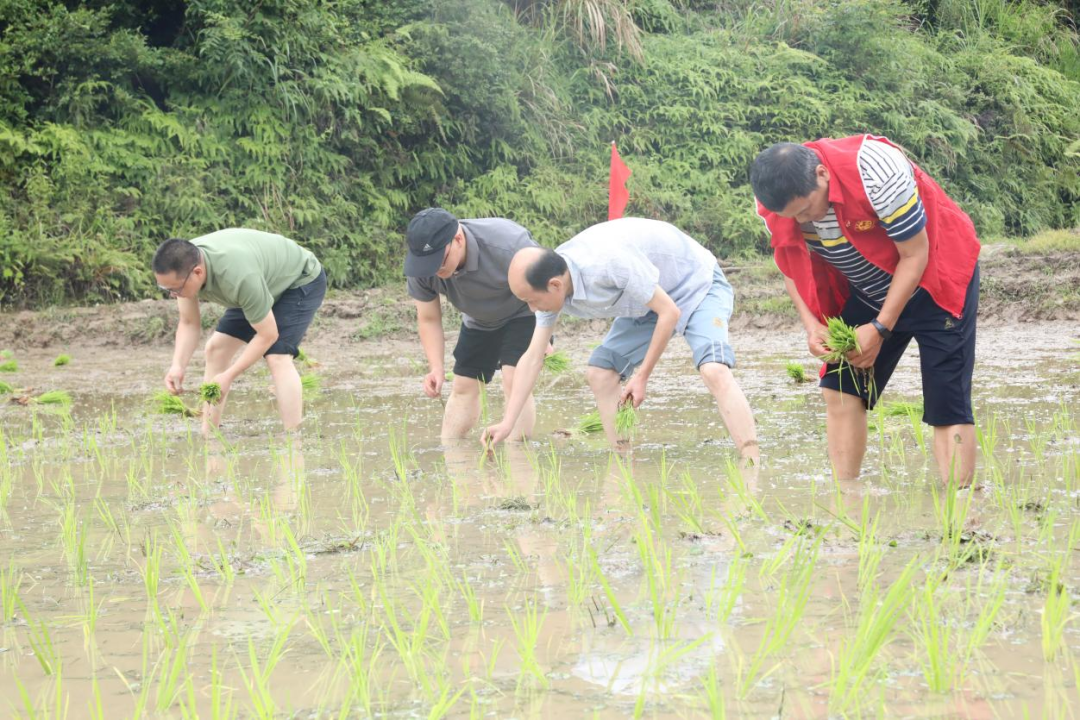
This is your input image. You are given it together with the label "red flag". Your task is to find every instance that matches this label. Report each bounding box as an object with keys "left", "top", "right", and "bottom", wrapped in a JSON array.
[{"left": 608, "top": 141, "right": 631, "bottom": 220}]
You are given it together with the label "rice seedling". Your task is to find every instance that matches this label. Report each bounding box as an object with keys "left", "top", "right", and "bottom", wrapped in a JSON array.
[
  {"left": 724, "top": 458, "right": 767, "bottom": 521},
  {"left": 338, "top": 623, "right": 383, "bottom": 718},
  {"left": 152, "top": 390, "right": 199, "bottom": 417},
  {"left": 0, "top": 380, "right": 13, "bottom": 394},
  {"left": 962, "top": 564, "right": 1007, "bottom": 661},
  {"left": 1, "top": 560, "right": 22, "bottom": 622},
  {"left": 32, "top": 390, "right": 72, "bottom": 407},
  {"left": 785, "top": 360, "right": 808, "bottom": 383},
  {"left": 543, "top": 349, "right": 572, "bottom": 373},
  {"left": 1041, "top": 522, "right": 1078, "bottom": 660},
  {"left": 239, "top": 621, "right": 295, "bottom": 720},
  {"left": 296, "top": 347, "right": 319, "bottom": 367},
  {"left": 506, "top": 598, "right": 548, "bottom": 687},
  {"left": 300, "top": 371, "right": 321, "bottom": 397},
  {"left": 704, "top": 553, "right": 747, "bottom": 624},
  {"left": 931, "top": 472, "right": 975, "bottom": 564},
  {"left": 52, "top": 354, "right": 71, "bottom": 367},
  {"left": 199, "top": 381, "right": 223, "bottom": 405},
  {"left": 576, "top": 402, "right": 637, "bottom": 436},
  {"left": 701, "top": 665, "right": 727, "bottom": 719},
  {"left": 909, "top": 572, "right": 958, "bottom": 693},
  {"left": 737, "top": 535, "right": 820, "bottom": 697},
  {"left": 576, "top": 410, "right": 603, "bottom": 434},
  {"left": 25, "top": 610, "right": 61, "bottom": 675},
  {"left": 0, "top": 359, "right": 16, "bottom": 372},
  {"left": 830, "top": 558, "right": 919, "bottom": 712}
]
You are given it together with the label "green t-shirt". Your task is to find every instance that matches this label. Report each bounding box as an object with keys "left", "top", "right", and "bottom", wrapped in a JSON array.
[{"left": 192, "top": 228, "right": 322, "bottom": 323}]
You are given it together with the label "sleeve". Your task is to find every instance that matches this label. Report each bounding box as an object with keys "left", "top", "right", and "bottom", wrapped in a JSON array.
[
  {"left": 235, "top": 273, "right": 275, "bottom": 324},
  {"left": 859, "top": 140, "right": 927, "bottom": 241},
  {"left": 610, "top": 252, "right": 661, "bottom": 308},
  {"left": 535, "top": 310, "right": 559, "bottom": 327},
  {"left": 407, "top": 276, "right": 439, "bottom": 303}
]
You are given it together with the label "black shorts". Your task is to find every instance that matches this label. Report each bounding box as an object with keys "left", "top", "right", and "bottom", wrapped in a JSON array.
[
  {"left": 453, "top": 315, "right": 535, "bottom": 383},
  {"left": 215, "top": 269, "right": 327, "bottom": 357},
  {"left": 820, "top": 263, "right": 979, "bottom": 426}
]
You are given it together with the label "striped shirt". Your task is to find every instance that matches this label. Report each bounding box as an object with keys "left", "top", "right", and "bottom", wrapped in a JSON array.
[{"left": 801, "top": 140, "right": 927, "bottom": 310}]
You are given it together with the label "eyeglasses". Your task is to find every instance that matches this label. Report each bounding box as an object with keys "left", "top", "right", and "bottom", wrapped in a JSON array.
[{"left": 158, "top": 264, "right": 196, "bottom": 296}]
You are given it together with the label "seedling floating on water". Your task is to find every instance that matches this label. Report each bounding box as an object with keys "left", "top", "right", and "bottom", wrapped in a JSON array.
[
  {"left": 152, "top": 391, "right": 199, "bottom": 418},
  {"left": 199, "top": 382, "right": 223, "bottom": 405},
  {"left": 786, "top": 361, "right": 808, "bottom": 383},
  {"left": 543, "top": 350, "right": 571, "bottom": 374},
  {"left": 33, "top": 390, "right": 72, "bottom": 407},
  {"left": 300, "top": 372, "right": 321, "bottom": 396},
  {"left": 53, "top": 354, "right": 72, "bottom": 367}
]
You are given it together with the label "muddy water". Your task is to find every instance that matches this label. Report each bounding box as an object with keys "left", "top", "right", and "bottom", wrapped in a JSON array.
[{"left": 0, "top": 324, "right": 1077, "bottom": 718}]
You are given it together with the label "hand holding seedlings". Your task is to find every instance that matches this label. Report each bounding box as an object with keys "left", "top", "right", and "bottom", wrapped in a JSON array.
[
  {"left": 620, "top": 373, "right": 648, "bottom": 409},
  {"left": 164, "top": 364, "right": 185, "bottom": 394},
  {"left": 849, "top": 322, "right": 885, "bottom": 369}
]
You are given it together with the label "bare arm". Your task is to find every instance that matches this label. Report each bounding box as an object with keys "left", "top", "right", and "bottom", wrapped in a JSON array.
[
  {"left": 851, "top": 230, "right": 929, "bottom": 368},
  {"left": 620, "top": 286, "right": 680, "bottom": 408},
  {"left": 220, "top": 311, "right": 280, "bottom": 383},
  {"left": 165, "top": 296, "right": 202, "bottom": 393},
  {"left": 482, "top": 323, "right": 555, "bottom": 445},
  {"left": 415, "top": 299, "right": 445, "bottom": 397}
]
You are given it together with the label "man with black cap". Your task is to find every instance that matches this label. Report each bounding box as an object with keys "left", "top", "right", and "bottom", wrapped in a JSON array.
[{"left": 405, "top": 208, "right": 544, "bottom": 441}]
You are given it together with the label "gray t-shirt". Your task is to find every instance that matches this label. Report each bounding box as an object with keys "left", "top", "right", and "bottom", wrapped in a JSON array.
[
  {"left": 407, "top": 218, "right": 538, "bottom": 330},
  {"left": 536, "top": 218, "right": 717, "bottom": 335}
]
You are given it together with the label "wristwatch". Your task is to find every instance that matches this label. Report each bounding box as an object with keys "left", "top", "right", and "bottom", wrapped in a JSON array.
[{"left": 870, "top": 318, "right": 892, "bottom": 340}]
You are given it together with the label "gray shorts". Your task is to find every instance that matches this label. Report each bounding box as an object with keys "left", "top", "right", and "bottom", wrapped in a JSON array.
[{"left": 589, "top": 264, "right": 736, "bottom": 379}]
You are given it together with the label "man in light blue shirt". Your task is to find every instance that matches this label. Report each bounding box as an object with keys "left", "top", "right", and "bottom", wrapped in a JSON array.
[{"left": 483, "top": 218, "right": 758, "bottom": 458}]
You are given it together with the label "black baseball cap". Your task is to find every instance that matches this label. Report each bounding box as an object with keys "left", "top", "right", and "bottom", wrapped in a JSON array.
[{"left": 404, "top": 208, "right": 459, "bottom": 277}]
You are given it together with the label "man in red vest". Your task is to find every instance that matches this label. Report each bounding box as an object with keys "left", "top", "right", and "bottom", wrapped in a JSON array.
[{"left": 751, "top": 134, "right": 980, "bottom": 486}]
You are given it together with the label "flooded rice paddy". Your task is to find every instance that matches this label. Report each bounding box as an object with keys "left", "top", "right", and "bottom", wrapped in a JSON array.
[{"left": 0, "top": 324, "right": 1077, "bottom": 718}]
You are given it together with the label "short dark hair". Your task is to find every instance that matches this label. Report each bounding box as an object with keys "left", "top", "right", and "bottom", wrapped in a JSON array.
[
  {"left": 152, "top": 238, "right": 201, "bottom": 275},
  {"left": 524, "top": 248, "right": 567, "bottom": 291},
  {"left": 749, "top": 142, "right": 821, "bottom": 212}
]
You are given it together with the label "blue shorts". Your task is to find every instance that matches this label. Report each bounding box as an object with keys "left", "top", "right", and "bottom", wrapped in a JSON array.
[
  {"left": 216, "top": 269, "right": 327, "bottom": 358},
  {"left": 588, "top": 264, "right": 736, "bottom": 379},
  {"left": 820, "top": 263, "right": 979, "bottom": 426}
]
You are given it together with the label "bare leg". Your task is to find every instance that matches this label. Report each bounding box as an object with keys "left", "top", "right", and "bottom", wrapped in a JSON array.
[
  {"left": 585, "top": 366, "right": 622, "bottom": 447},
  {"left": 823, "top": 388, "right": 868, "bottom": 480},
  {"left": 933, "top": 424, "right": 976, "bottom": 487},
  {"left": 698, "top": 362, "right": 759, "bottom": 461},
  {"left": 202, "top": 332, "right": 246, "bottom": 435},
  {"left": 500, "top": 365, "right": 535, "bottom": 441},
  {"left": 442, "top": 375, "right": 481, "bottom": 441},
  {"left": 266, "top": 354, "right": 304, "bottom": 432}
]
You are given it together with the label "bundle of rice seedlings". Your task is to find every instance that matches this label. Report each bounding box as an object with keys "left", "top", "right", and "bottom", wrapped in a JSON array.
[
  {"left": 0, "top": 360, "right": 16, "bottom": 373},
  {"left": 786, "top": 361, "right": 808, "bottom": 383},
  {"left": 543, "top": 350, "right": 572, "bottom": 374},
  {"left": 616, "top": 402, "right": 638, "bottom": 434},
  {"left": 53, "top": 354, "right": 72, "bottom": 367},
  {"left": 883, "top": 400, "right": 923, "bottom": 417},
  {"left": 576, "top": 403, "right": 638, "bottom": 435},
  {"left": 821, "top": 317, "right": 876, "bottom": 401},
  {"left": 296, "top": 347, "right": 320, "bottom": 368},
  {"left": 32, "top": 390, "right": 72, "bottom": 407},
  {"left": 300, "top": 372, "right": 321, "bottom": 397},
  {"left": 0, "top": 381, "right": 13, "bottom": 395},
  {"left": 152, "top": 391, "right": 199, "bottom": 418},
  {"left": 199, "top": 382, "right": 223, "bottom": 405}
]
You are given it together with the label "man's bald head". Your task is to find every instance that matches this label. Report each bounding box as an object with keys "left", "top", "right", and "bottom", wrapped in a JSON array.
[{"left": 508, "top": 247, "right": 571, "bottom": 313}]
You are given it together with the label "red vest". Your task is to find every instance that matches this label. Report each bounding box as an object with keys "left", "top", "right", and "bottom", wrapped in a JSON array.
[{"left": 757, "top": 135, "right": 981, "bottom": 320}]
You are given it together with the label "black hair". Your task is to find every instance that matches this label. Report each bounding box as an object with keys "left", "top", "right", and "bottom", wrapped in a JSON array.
[
  {"left": 152, "top": 238, "right": 201, "bottom": 275},
  {"left": 749, "top": 142, "right": 821, "bottom": 212},
  {"left": 524, "top": 248, "right": 568, "bottom": 291}
]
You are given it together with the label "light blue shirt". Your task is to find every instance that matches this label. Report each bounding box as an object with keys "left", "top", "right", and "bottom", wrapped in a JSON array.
[{"left": 536, "top": 218, "right": 717, "bottom": 335}]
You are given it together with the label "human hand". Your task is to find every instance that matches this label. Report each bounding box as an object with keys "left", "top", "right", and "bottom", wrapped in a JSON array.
[
  {"left": 423, "top": 370, "right": 444, "bottom": 398},
  {"left": 849, "top": 324, "right": 883, "bottom": 369},
  {"left": 620, "top": 374, "right": 648, "bottom": 409},
  {"left": 164, "top": 365, "right": 185, "bottom": 394},
  {"left": 481, "top": 421, "right": 513, "bottom": 448},
  {"left": 805, "top": 322, "right": 830, "bottom": 359}
]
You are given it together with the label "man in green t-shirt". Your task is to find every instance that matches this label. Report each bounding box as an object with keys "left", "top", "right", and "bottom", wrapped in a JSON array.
[{"left": 152, "top": 228, "right": 327, "bottom": 434}]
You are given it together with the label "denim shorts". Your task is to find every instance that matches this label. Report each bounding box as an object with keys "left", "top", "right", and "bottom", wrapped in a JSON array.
[
  {"left": 820, "top": 263, "right": 979, "bottom": 426},
  {"left": 215, "top": 269, "right": 327, "bottom": 357},
  {"left": 588, "top": 264, "right": 736, "bottom": 379}
]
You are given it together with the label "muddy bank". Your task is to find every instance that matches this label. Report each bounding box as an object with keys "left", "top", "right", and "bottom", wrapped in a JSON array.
[{"left": 1, "top": 246, "right": 1077, "bottom": 351}]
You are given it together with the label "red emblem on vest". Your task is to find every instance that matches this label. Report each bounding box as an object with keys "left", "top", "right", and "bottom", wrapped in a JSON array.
[{"left": 854, "top": 220, "right": 876, "bottom": 232}]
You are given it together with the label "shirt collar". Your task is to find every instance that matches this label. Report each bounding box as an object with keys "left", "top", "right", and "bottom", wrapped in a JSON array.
[{"left": 564, "top": 253, "right": 586, "bottom": 303}]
